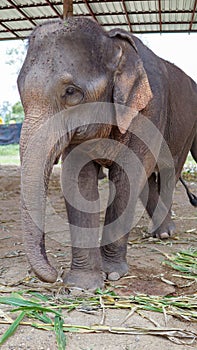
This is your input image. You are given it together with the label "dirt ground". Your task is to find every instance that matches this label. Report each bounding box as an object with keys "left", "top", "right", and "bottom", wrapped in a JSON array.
[{"left": 0, "top": 165, "right": 196, "bottom": 350}]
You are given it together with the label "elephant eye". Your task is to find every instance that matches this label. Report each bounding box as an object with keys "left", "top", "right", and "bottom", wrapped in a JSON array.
[{"left": 62, "top": 85, "right": 84, "bottom": 106}]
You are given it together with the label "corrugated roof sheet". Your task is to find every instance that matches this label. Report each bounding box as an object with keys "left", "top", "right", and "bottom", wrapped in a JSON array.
[{"left": 0, "top": 0, "right": 196, "bottom": 40}]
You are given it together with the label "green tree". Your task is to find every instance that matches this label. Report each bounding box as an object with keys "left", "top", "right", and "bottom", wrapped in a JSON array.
[
  {"left": 11, "top": 101, "right": 24, "bottom": 123},
  {"left": 0, "top": 101, "right": 24, "bottom": 124}
]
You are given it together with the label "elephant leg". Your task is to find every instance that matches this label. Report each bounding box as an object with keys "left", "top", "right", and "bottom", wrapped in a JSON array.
[
  {"left": 191, "top": 134, "right": 197, "bottom": 163},
  {"left": 140, "top": 171, "right": 175, "bottom": 239},
  {"left": 100, "top": 163, "right": 133, "bottom": 281},
  {"left": 98, "top": 166, "right": 107, "bottom": 180},
  {"left": 61, "top": 147, "right": 103, "bottom": 290}
]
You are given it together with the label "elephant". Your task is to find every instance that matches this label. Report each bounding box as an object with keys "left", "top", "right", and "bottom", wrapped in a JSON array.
[{"left": 18, "top": 17, "right": 197, "bottom": 290}]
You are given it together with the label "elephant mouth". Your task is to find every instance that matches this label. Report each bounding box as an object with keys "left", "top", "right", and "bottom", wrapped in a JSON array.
[{"left": 70, "top": 123, "right": 112, "bottom": 144}]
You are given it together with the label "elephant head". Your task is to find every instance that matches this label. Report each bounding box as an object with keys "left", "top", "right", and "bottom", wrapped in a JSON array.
[{"left": 18, "top": 17, "right": 152, "bottom": 283}]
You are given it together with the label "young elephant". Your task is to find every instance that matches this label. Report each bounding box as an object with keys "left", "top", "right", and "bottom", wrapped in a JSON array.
[{"left": 18, "top": 17, "right": 197, "bottom": 290}]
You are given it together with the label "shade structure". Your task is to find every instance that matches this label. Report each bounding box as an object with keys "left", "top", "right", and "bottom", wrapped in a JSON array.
[{"left": 0, "top": 0, "right": 197, "bottom": 40}]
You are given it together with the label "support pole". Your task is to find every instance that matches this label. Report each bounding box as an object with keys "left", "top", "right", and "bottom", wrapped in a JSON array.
[{"left": 63, "top": 0, "right": 73, "bottom": 19}]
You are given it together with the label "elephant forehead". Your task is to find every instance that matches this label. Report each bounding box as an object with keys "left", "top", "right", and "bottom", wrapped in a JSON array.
[
  {"left": 30, "top": 17, "right": 106, "bottom": 40},
  {"left": 28, "top": 32, "right": 105, "bottom": 71},
  {"left": 26, "top": 37, "right": 108, "bottom": 86},
  {"left": 30, "top": 20, "right": 63, "bottom": 39},
  {"left": 29, "top": 18, "right": 106, "bottom": 48}
]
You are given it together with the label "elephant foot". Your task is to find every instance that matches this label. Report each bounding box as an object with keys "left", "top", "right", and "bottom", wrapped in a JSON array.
[
  {"left": 151, "top": 219, "right": 175, "bottom": 239},
  {"left": 102, "top": 259, "right": 128, "bottom": 281},
  {"left": 63, "top": 269, "right": 104, "bottom": 291}
]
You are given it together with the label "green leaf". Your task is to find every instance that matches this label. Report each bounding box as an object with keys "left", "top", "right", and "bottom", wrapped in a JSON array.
[
  {"left": 27, "top": 292, "right": 51, "bottom": 302},
  {"left": 11, "top": 306, "right": 61, "bottom": 316},
  {"left": 0, "top": 311, "right": 26, "bottom": 345},
  {"left": 27, "top": 310, "right": 52, "bottom": 324},
  {"left": 0, "top": 296, "right": 61, "bottom": 316},
  {"left": 54, "top": 314, "right": 67, "bottom": 350},
  {"left": 95, "top": 288, "right": 117, "bottom": 296},
  {"left": 0, "top": 296, "right": 41, "bottom": 308}
]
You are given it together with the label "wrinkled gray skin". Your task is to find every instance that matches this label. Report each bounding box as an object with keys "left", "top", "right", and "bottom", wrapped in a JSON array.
[{"left": 18, "top": 18, "right": 197, "bottom": 290}]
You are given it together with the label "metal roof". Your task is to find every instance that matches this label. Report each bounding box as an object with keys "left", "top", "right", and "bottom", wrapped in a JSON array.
[{"left": 0, "top": 1, "right": 197, "bottom": 40}]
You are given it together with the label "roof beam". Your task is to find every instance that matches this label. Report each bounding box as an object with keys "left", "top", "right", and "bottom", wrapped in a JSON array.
[
  {"left": 0, "top": 10, "right": 196, "bottom": 22},
  {"left": 99, "top": 20, "right": 197, "bottom": 28},
  {"left": 1, "top": 17, "right": 196, "bottom": 29},
  {"left": 0, "top": 17, "right": 57, "bottom": 24},
  {"left": 83, "top": 0, "right": 98, "bottom": 22},
  {"left": 158, "top": 0, "right": 162, "bottom": 32},
  {"left": 1, "top": 2, "right": 63, "bottom": 10},
  {"left": 121, "top": 0, "right": 132, "bottom": 32},
  {"left": 189, "top": 0, "right": 197, "bottom": 31},
  {"left": 4, "top": 20, "right": 195, "bottom": 32},
  {"left": 6, "top": 0, "right": 37, "bottom": 26}
]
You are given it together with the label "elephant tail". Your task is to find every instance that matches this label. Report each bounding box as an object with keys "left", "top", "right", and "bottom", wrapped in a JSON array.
[{"left": 179, "top": 177, "right": 197, "bottom": 207}]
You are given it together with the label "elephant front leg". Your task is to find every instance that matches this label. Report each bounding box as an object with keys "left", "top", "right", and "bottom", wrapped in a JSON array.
[
  {"left": 101, "top": 163, "right": 136, "bottom": 281},
  {"left": 65, "top": 246, "right": 104, "bottom": 290},
  {"left": 61, "top": 148, "right": 103, "bottom": 290}
]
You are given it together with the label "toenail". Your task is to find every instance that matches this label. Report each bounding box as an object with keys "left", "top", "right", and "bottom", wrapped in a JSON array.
[
  {"left": 108, "top": 272, "right": 120, "bottom": 281},
  {"left": 159, "top": 232, "right": 170, "bottom": 239}
]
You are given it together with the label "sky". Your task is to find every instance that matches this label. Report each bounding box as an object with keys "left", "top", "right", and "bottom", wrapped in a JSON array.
[{"left": 0, "top": 32, "right": 196, "bottom": 107}]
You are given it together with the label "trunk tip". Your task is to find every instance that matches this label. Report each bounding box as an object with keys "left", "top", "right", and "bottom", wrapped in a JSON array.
[{"left": 32, "top": 264, "right": 58, "bottom": 283}]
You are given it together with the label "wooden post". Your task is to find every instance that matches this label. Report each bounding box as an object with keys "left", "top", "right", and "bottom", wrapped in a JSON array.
[{"left": 63, "top": 0, "right": 73, "bottom": 19}]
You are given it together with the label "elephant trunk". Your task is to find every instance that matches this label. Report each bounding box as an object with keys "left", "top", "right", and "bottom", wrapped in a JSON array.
[{"left": 20, "top": 112, "right": 72, "bottom": 282}]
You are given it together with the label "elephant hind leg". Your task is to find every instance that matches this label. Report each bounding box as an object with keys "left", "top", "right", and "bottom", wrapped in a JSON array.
[
  {"left": 140, "top": 172, "right": 175, "bottom": 239},
  {"left": 101, "top": 164, "right": 132, "bottom": 281},
  {"left": 101, "top": 234, "right": 129, "bottom": 281},
  {"left": 190, "top": 134, "right": 197, "bottom": 163},
  {"left": 178, "top": 135, "right": 197, "bottom": 207}
]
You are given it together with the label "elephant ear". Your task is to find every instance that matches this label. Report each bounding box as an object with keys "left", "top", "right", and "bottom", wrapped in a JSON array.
[{"left": 109, "top": 29, "right": 153, "bottom": 134}]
